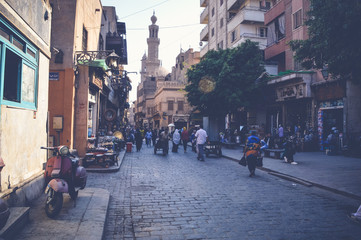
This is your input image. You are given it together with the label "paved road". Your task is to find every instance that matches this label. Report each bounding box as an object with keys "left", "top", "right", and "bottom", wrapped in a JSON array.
[{"left": 87, "top": 145, "right": 361, "bottom": 240}]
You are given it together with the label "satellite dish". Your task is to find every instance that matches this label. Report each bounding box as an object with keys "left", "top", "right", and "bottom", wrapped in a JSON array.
[{"left": 199, "top": 42, "right": 203, "bottom": 46}]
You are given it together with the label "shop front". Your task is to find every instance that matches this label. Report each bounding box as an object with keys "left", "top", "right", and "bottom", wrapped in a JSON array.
[
  {"left": 268, "top": 72, "right": 315, "bottom": 137},
  {"left": 313, "top": 81, "right": 345, "bottom": 149}
]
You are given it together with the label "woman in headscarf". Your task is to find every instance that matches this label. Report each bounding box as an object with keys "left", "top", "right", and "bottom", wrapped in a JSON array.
[
  {"left": 134, "top": 128, "right": 143, "bottom": 152},
  {"left": 180, "top": 127, "right": 189, "bottom": 153},
  {"left": 172, "top": 129, "right": 180, "bottom": 153}
]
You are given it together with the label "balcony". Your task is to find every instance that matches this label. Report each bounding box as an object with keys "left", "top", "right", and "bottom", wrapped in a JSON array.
[
  {"left": 106, "top": 34, "right": 128, "bottom": 65},
  {"left": 227, "top": 0, "right": 244, "bottom": 12},
  {"left": 200, "top": 0, "right": 207, "bottom": 7},
  {"left": 200, "top": 42, "right": 209, "bottom": 57},
  {"left": 231, "top": 33, "right": 267, "bottom": 49},
  {"left": 239, "top": 7, "right": 265, "bottom": 24},
  {"left": 264, "top": 0, "right": 285, "bottom": 25},
  {"left": 200, "top": 25, "right": 209, "bottom": 41},
  {"left": 264, "top": 37, "right": 286, "bottom": 60},
  {"left": 200, "top": 6, "right": 209, "bottom": 24}
]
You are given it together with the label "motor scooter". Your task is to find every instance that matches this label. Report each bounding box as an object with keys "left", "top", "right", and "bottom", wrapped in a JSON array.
[{"left": 42, "top": 145, "right": 87, "bottom": 218}]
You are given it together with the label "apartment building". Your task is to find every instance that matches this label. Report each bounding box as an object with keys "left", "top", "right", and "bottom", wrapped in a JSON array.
[
  {"left": 200, "top": 0, "right": 270, "bottom": 57},
  {"left": 264, "top": 0, "right": 361, "bottom": 149}
]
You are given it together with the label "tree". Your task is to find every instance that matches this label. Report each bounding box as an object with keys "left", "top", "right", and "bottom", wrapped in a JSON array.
[
  {"left": 185, "top": 40, "right": 264, "bottom": 117},
  {"left": 289, "top": 0, "right": 361, "bottom": 82}
]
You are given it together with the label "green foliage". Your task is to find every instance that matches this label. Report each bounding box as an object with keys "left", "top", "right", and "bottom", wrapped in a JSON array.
[
  {"left": 185, "top": 40, "right": 264, "bottom": 117},
  {"left": 289, "top": 0, "right": 361, "bottom": 82}
]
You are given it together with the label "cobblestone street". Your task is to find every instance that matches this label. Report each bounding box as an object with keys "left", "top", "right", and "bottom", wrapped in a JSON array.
[{"left": 84, "top": 145, "right": 361, "bottom": 240}]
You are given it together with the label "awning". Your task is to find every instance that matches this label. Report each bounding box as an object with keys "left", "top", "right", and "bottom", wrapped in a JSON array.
[{"left": 87, "top": 59, "right": 109, "bottom": 71}]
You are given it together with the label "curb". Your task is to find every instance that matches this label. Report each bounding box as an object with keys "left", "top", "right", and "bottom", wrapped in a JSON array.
[
  {"left": 222, "top": 154, "right": 361, "bottom": 201},
  {"left": 0, "top": 207, "right": 29, "bottom": 240},
  {"left": 75, "top": 188, "right": 110, "bottom": 240}
]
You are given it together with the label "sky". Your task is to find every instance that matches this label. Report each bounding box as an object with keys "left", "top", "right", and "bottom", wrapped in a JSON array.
[{"left": 101, "top": 0, "right": 203, "bottom": 102}]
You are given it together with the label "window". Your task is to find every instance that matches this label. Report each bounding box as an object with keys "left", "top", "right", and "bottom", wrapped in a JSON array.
[
  {"left": 0, "top": 18, "right": 38, "bottom": 109},
  {"left": 178, "top": 101, "right": 184, "bottom": 111},
  {"left": 82, "top": 26, "right": 88, "bottom": 51},
  {"left": 211, "top": 28, "right": 215, "bottom": 37},
  {"left": 220, "top": 18, "right": 224, "bottom": 28},
  {"left": 3, "top": 50, "right": 21, "bottom": 102},
  {"left": 294, "top": 59, "right": 302, "bottom": 71},
  {"left": 212, "top": 7, "right": 215, "bottom": 17},
  {"left": 231, "top": 30, "right": 236, "bottom": 42},
  {"left": 293, "top": 9, "right": 303, "bottom": 29},
  {"left": 168, "top": 101, "right": 174, "bottom": 111},
  {"left": 260, "top": 1, "right": 271, "bottom": 10},
  {"left": 217, "top": 41, "right": 223, "bottom": 49},
  {"left": 0, "top": 28, "right": 9, "bottom": 40},
  {"left": 220, "top": 0, "right": 224, "bottom": 6},
  {"left": 259, "top": 27, "right": 268, "bottom": 37},
  {"left": 13, "top": 38, "right": 24, "bottom": 51}
]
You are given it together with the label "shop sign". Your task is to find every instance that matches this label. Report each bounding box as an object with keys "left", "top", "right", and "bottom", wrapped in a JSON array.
[
  {"left": 319, "top": 100, "right": 343, "bottom": 109},
  {"left": 91, "top": 77, "right": 103, "bottom": 89},
  {"left": 49, "top": 72, "right": 59, "bottom": 81},
  {"left": 276, "top": 83, "right": 307, "bottom": 101}
]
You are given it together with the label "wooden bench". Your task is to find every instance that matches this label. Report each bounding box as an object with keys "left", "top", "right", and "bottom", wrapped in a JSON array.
[{"left": 263, "top": 149, "right": 284, "bottom": 159}]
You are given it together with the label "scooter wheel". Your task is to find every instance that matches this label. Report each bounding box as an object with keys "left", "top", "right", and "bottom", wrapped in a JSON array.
[{"left": 45, "top": 189, "right": 63, "bottom": 218}]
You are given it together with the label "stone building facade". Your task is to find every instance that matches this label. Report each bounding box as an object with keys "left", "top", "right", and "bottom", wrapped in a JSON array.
[{"left": 0, "top": 0, "right": 51, "bottom": 203}]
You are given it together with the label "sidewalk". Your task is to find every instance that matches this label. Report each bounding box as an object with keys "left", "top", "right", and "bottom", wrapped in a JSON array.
[
  {"left": 11, "top": 150, "right": 126, "bottom": 240},
  {"left": 221, "top": 147, "right": 361, "bottom": 200}
]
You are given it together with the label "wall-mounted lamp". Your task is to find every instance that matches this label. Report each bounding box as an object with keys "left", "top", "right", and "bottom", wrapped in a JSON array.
[{"left": 105, "top": 52, "right": 120, "bottom": 69}]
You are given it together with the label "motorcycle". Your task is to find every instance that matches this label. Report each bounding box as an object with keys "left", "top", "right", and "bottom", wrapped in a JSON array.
[{"left": 42, "top": 145, "right": 87, "bottom": 218}]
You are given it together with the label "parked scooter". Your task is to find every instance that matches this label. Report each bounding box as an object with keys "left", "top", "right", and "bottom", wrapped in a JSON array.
[{"left": 42, "top": 146, "right": 87, "bottom": 218}]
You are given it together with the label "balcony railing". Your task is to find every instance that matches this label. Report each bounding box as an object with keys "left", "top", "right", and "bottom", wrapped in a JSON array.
[
  {"left": 239, "top": 6, "right": 266, "bottom": 24},
  {"left": 200, "top": 6, "right": 209, "bottom": 24},
  {"left": 200, "top": 0, "right": 207, "bottom": 7},
  {"left": 227, "top": 0, "right": 244, "bottom": 12},
  {"left": 239, "top": 33, "right": 267, "bottom": 49},
  {"left": 200, "top": 25, "right": 209, "bottom": 41},
  {"left": 200, "top": 42, "right": 209, "bottom": 57}
]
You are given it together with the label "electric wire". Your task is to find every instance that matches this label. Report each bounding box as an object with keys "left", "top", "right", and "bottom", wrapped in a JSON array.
[
  {"left": 128, "top": 23, "right": 201, "bottom": 31},
  {"left": 119, "top": 0, "right": 174, "bottom": 20}
]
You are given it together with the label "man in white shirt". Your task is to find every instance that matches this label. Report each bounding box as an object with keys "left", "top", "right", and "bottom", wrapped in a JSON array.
[{"left": 195, "top": 125, "right": 208, "bottom": 161}]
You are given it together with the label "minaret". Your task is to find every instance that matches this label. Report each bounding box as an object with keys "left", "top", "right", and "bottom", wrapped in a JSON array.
[
  {"left": 140, "top": 52, "right": 147, "bottom": 82},
  {"left": 146, "top": 11, "right": 161, "bottom": 77}
]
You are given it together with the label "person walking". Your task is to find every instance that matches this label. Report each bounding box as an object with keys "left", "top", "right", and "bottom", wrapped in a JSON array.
[
  {"left": 134, "top": 128, "right": 143, "bottom": 152},
  {"left": 244, "top": 130, "right": 261, "bottom": 177},
  {"left": 145, "top": 129, "right": 152, "bottom": 147},
  {"left": 278, "top": 124, "right": 284, "bottom": 144},
  {"left": 172, "top": 129, "right": 180, "bottom": 153},
  {"left": 283, "top": 135, "right": 297, "bottom": 164},
  {"left": 152, "top": 129, "right": 158, "bottom": 147},
  {"left": 190, "top": 129, "right": 197, "bottom": 152},
  {"left": 180, "top": 127, "right": 189, "bottom": 153},
  {"left": 195, "top": 125, "right": 208, "bottom": 161}
]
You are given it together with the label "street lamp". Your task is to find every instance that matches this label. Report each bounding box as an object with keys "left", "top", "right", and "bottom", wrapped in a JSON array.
[
  {"left": 321, "top": 65, "right": 329, "bottom": 80},
  {"left": 105, "top": 52, "right": 120, "bottom": 69}
]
